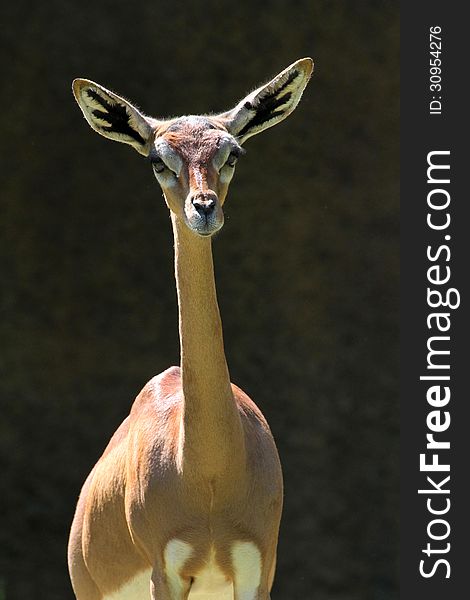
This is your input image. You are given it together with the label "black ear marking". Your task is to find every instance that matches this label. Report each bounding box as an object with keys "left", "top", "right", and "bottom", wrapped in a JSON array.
[
  {"left": 237, "top": 69, "right": 299, "bottom": 138},
  {"left": 238, "top": 91, "right": 292, "bottom": 137},
  {"left": 86, "top": 88, "right": 110, "bottom": 109},
  {"left": 273, "top": 68, "right": 299, "bottom": 94},
  {"left": 86, "top": 88, "right": 146, "bottom": 145}
]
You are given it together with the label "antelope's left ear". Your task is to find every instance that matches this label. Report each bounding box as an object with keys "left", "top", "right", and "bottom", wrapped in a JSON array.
[
  {"left": 72, "top": 79, "right": 156, "bottom": 155},
  {"left": 220, "top": 58, "right": 314, "bottom": 144}
]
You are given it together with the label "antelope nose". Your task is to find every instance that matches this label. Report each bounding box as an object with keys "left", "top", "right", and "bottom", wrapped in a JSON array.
[{"left": 191, "top": 193, "right": 217, "bottom": 216}]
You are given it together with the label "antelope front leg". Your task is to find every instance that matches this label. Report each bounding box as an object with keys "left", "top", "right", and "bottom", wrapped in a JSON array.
[
  {"left": 233, "top": 585, "right": 271, "bottom": 600},
  {"left": 232, "top": 541, "right": 274, "bottom": 600},
  {"left": 150, "top": 567, "right": 190, "bottom": 600}
]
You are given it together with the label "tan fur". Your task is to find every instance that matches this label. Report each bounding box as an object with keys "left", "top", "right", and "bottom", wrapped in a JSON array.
[{"left": 69, "top": 58, "right": 313, "bottom": 600}]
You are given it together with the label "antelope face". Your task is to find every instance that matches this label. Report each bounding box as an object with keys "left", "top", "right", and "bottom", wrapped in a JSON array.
[
  {"left": 72, "top": 58, "right": 313, "bottom": 237},
  {"left": 150, "top": 117, "right": 243, "bottom": 237}
]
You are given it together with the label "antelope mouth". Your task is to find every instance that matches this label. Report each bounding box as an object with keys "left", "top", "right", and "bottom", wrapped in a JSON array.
[
  {"left": 186, "top": 213, "right": 224, "bottom": 238},
  {"left": 191, "top": 222, "right": 224, "bottom": 238}
]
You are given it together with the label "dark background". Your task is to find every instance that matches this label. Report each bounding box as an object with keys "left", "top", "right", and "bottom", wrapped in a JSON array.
[
  {"left": 401, "top": 5, "right": 468, "bottom": 599},
  {"left": 0, "top": 1, "right": 399, "bottom": 599}
]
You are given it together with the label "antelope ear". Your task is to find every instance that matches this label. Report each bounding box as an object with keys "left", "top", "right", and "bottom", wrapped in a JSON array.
[
  {"left": 220, "top": 58, "right": 314, "bottom": 144},
  {"left": 72, "top": 79, "right": 155, "bottom": 155}
]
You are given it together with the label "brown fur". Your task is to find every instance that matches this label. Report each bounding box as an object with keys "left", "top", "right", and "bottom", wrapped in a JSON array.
[
  {"left": 68, "top": 365, "right": 282, "bottom": 598},
  {"left": 69, "top": 58, "right": 313, "bottom": 599},
  {"left": 68, "top": 215, "right": 283, "bottom": 600}
]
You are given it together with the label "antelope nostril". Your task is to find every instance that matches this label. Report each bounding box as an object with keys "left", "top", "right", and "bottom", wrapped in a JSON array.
[{"left": 191, "top": 195, "right": 216, "bottom": 216}]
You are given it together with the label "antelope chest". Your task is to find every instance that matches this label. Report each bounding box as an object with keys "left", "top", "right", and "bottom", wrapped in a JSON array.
[
  {"left": 187, "top": 552, "right": 233, "bottom": 599},
  {"left": 164, "top": 538, "right": 262, "bottom": 600}
]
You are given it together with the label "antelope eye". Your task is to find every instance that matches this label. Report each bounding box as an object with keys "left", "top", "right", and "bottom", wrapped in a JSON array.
[
  {"left": 152, "top": 158, "right": 166, "bottom": 174},
  {"left": 225, "top": 152, "right": 238, "bottom": 168}
]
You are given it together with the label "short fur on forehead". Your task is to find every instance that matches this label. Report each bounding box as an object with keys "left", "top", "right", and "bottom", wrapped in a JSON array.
[
  {"left": 166, "top": 115, "right": 222, "bottom": 132},
  {"left": 157, "top": 116, "right": 239, "bottom": 162}
]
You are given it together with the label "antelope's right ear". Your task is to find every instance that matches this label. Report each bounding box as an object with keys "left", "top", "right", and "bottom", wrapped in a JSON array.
[{"left": 72, "top": 79, "right": 155, "bottom": 156}]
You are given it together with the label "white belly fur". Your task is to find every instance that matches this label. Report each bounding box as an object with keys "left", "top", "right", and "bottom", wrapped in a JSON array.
[
  {"left": 103, "top": 540, "right": 261, "bottom": 600},
  {"left": 188, "top": 547, "right": 234, "bottom": 599},
  {"left": 165, "top": 539, "right": 262, "bottom": 600}
]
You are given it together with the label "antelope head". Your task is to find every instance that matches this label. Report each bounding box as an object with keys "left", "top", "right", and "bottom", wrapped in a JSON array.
[{"left": 72, "top": 58, "right": 313, "bottom": 237}]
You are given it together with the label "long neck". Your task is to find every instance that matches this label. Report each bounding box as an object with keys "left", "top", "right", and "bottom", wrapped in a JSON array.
[{"left": 172, "top": 214, "right": 244, "bottom": 475}]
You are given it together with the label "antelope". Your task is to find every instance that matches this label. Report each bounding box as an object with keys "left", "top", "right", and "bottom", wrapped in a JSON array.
[{"left": 68, "top": 58, "right": 314, "bottom": 600}]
